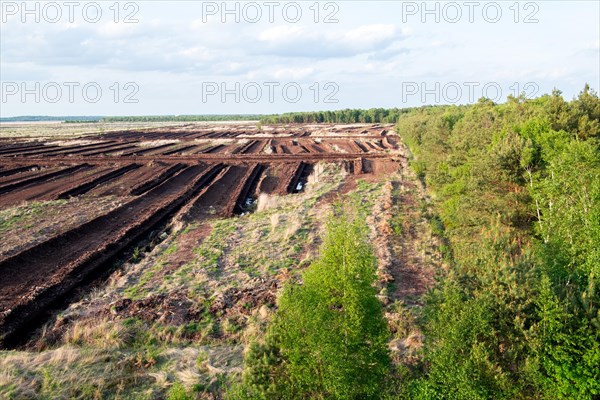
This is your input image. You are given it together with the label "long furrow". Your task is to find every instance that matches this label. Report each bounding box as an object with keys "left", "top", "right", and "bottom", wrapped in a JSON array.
[
  {"left": 84, "top": 164, "right": 171, "bottom": 197},
  {"left": 161, "top": 144, "right": 199, "bottom": 155},
  {"left": 354, "top": 140, "right": 369, "bottom": 152},
  {"left": 52, "top": 141, "right": 123, "bottom": 156},
  {"left": 120, "top": 143, "right": 175, "bottom": 156},
  {"left": 56, "top": 164, "right": 142, "bottom": 199},
  {"left": 0, "top": 164, "right": 92, "bottom": 196},
  {"left": 0, "top": 166, "right": 113, "bottom": 205},
  {"left": 75, "top": 143, "right": 138, "bottom": 156},
  {"left": 0, "top": 144, "right": 51, "bottom": 156},
  {"left": 287, "top": 162, "right": 313, "bottom": 193},
  {"left": 0, "top": 165, "right": 43, "bottom": 181},
  {"left": 12, "top": 142, "right": 116, "bottom": 157},
  {"left": 233, "top": 164, "right": 266, "bottom": 214},
  {"left": 242, "top": 140, "right": 266, "bottom": 154},
  {"left": 183, "top": 164, "right": 251, "bottom": 218},
  {"left": 129, "top": 163, "right": 187, "bottom": 196},
  {"left": 1, "top": 145, "right": 62, "bottom": 156}
]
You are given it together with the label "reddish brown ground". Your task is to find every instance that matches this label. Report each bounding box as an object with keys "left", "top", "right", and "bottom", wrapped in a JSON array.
[{"left": 0, "top": 123, "right": 403, "bottom": 346}]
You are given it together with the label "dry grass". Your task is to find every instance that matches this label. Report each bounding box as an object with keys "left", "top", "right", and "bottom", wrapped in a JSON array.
[
  {"left": 46, "top": 139, "right": 104, "bottom": 146},
  {"left": 62, "top": 318, "right": 129, "bottom": 349},
  {"left": 0, "top": 121, "right": 190, "bottom": 139},
  {"left": 256, "top": 193, "right": 280, "bottom": 212},
  {"left": 139, "top": 139, "right": 180, "bottom": 147}
]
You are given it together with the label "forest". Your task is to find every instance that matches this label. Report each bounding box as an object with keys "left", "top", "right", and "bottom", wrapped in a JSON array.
[{"left": 259, "top": 108, "right": 413, "bottom": 124}]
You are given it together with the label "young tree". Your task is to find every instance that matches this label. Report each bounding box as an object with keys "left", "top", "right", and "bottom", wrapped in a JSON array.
[{"left": 235, "top": 210, "right": 390, "bottom": 399}]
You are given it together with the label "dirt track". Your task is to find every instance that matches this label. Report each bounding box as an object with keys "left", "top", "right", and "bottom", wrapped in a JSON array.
[{"left": 0, "top": 123, "right": 403, "bottom": 346}]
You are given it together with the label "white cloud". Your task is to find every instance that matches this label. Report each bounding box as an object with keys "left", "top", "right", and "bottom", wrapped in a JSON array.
[
  {"left": 179, "top": 46, "right": 214, "bottom": 61},
  {"left": 340, "top": 24, "right": 397, "bottom": 47},
  {"left": 259, "top": 25, "right": 306, "bottom": 43},
  {"left": 96, "top": 21, "right": 140, "bottom": 38},
  {"left": 255, "top": 24, "right": 405, "bottom": 58},
  {"left": 272, "top": 67, "right": 315, "bottom": 80}
]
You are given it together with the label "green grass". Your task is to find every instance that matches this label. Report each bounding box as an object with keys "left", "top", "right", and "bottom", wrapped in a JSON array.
[{"left": 0, "top": 200, "right": 68, "bottom": 232}]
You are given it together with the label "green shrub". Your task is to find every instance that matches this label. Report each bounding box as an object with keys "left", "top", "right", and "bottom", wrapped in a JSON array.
[{"left": 167, "top": 382, "right": 193, "bottom": 400}]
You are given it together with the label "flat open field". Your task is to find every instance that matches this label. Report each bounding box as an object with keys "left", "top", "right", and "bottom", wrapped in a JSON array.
[{"left": 0, "top": 122, "right": 404, "bottom": 347}]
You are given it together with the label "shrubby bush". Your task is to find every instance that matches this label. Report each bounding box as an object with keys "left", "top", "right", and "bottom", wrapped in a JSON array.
[
  {"left": 400, "top": 85, "right": 599, "bottom": 399},
  {"left": 231, "top": 210, "right": 390, "bottom": 399}
]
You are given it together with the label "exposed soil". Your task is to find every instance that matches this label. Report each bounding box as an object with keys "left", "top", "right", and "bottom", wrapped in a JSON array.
[{"left": 0, "top": 123, "right": 404, "bottom": 347}]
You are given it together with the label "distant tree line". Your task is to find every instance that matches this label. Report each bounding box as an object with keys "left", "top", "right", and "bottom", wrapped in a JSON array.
[
  {"left": 99, "top": 115, "right": 265, "bottom": 123},
  {"left": 0, "top": 116, "right": 101, "bottom": 122},
  {"left": 259, "top": 108, "right": 424, "bottom": 124},
  {"left": 2, "top": 109, "right": 430, "bottom": 124},
  {"left": 102, "top": 109, "right": 419, "bottom": 124}
]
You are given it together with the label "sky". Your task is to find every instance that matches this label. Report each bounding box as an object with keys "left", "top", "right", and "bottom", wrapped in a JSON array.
[{"left": 0, "top": 0, "right": 599, "bottom": 116}]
